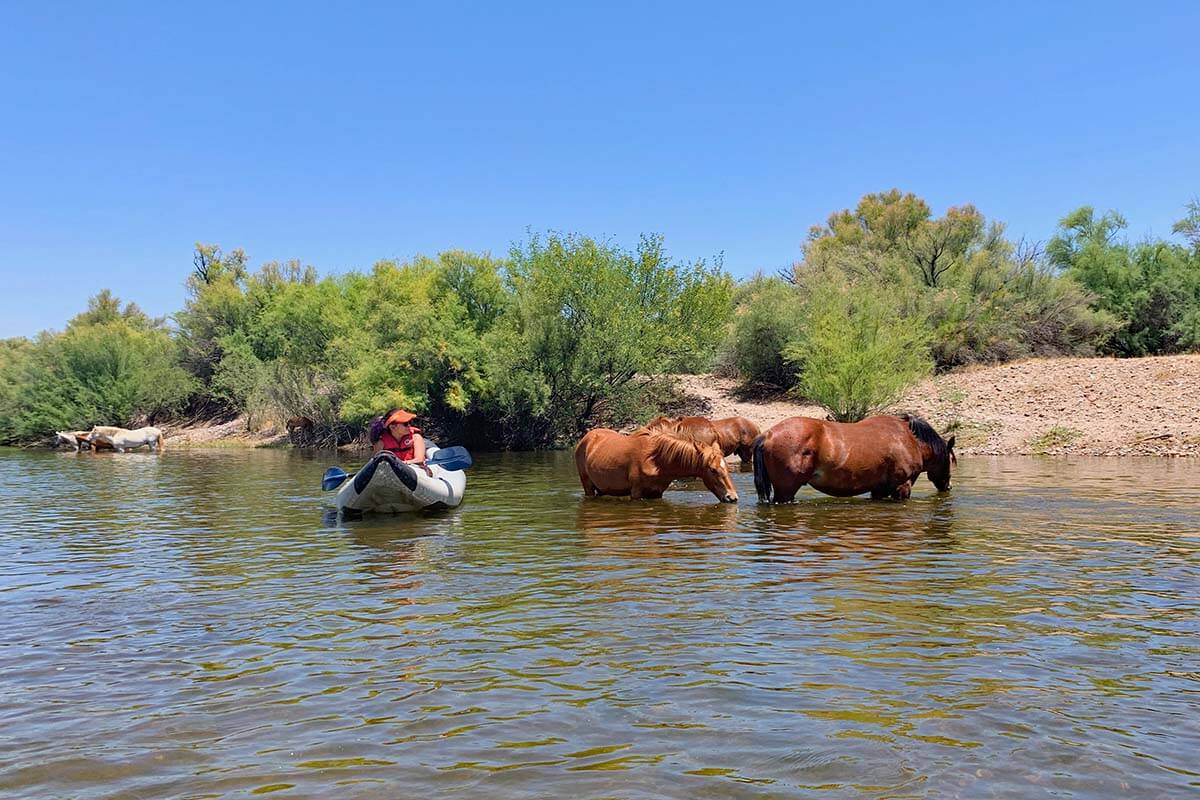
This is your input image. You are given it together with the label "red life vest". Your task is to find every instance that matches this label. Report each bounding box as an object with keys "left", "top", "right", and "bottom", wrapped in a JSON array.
[{"left": 379, "top": 426, "right": 420, "bottom": 460}]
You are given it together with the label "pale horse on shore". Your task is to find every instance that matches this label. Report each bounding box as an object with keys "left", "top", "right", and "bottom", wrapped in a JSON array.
[{"left": 86, "top": 425, "right": 165, "bottom": 452}]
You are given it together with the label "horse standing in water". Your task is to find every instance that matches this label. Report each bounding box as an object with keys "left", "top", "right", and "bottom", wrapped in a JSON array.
[
  {"left": 86, "top": 425, "right": 165, "bottom": 453},
  {"left": 712, "top": 416, "right": 761, "bottom": 461},
  {"left": 575, "top": 428, "right": 738, "bottom": 503},
  {"left": 753, "top": 414, "right": 954, "bottom": 502},
  {"left": 643, "top": 415, "right": 721, "bottom": 448}
]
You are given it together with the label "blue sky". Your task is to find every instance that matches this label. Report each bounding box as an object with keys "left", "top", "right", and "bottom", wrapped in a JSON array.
[{"left": 2, "top": 2, "right": 1196, "bottom": 337}]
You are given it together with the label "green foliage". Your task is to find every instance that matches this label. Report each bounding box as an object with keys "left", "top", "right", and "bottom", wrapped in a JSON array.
[
  {"left": 337, "top": 255, "right": 491, "bottom": 426},
  {"left": 0, "top": 293, "right": 195, "bottom": 443},
  {"left": 799, "top": 190, "right": 1114, "bottom": 370},
  {"left": 784, "top": 279, "right": 933, "bottom": 422},
  {"left": 1049, "top": 206, "right": 1200, "bottom": 356},
  {"left": 483, "top": 233, "right": 732, "bottom": 446},
  {"left": 209, "top": 332, "right": 269, "bottom": 428},
  {"left": 722, "top": 275, "right": 806, "bottom": 387},
  {"left": 175, "top": 244, "right": 253, "bottom": 382}
]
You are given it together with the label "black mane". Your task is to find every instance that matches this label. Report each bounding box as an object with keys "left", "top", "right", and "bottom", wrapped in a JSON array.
[{"left": 899, "top": 413, "right": 948, "bottom": 461}]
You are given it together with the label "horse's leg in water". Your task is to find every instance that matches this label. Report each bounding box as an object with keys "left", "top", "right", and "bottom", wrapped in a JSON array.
[
  {"left": 772, "top": 453, "right": 815, "bottom": 503},
  {"left": 579, "top": 474, "right": 598, "bottom": 497},
  {"left": 889, "top": 481, "right": 913, "bottom": 501}
]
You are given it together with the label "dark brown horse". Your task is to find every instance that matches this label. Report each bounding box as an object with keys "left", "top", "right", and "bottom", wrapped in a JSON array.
[
  {"left": 753, "top": 414, "right": 955, "bottom": 502},
  {"left": 643, "top": 415, "right": 720, "bottom": 448},
  {"left": 712, "top": 416, "right": 761, "bottom": 461},
  {"left": 575, "top": 428, "right": 738, "bottom": 502}
]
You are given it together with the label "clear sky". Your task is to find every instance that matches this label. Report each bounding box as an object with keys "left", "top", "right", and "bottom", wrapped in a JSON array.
[{"left": 2, "top": 2, "right": 1196, "bottom": 337}]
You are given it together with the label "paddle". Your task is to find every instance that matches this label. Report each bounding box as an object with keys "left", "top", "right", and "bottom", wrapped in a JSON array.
[{"left": 321, "top": 446, "right": 474, "bottom": 491}]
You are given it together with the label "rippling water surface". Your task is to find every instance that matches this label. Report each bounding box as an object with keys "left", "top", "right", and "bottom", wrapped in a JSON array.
[{"left": 1, "top": 449, "right": 1197, "bottom": 798}]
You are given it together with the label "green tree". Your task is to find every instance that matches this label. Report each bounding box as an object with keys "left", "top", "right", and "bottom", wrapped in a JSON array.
[
  {"left": 722, "top": 275, "right": 806, "bottom": 387},
  {"left": 484, "top": 233, "right": 732, "bottom": 446},
  {"left": 798, "top": 190, "right": 1112, "bottom": 369},
  {"left": 0, "top": 292, "right": 195, "bottom": 442},
  {"left": 1049, "top": 206, "right": 1200, "bottom": 355},
  {"left": 784, "top": 279, "right": 933, "bottom": 422}
]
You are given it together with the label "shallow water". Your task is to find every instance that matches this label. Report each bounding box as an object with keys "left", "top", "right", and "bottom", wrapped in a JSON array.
[{"left": 0, "top": 449, "right": 1197, "bottom": 799}]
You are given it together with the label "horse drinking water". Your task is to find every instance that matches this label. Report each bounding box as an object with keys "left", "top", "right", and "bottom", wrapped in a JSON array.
[
  {"left": 753, "top": 414, "right": 954, "bottom": 502},
  {"left": 86, "top": 426, "right": 165, "bottom": 453},
  {"left": 575, "top": 428, "right": 738, "bottom": 503}
]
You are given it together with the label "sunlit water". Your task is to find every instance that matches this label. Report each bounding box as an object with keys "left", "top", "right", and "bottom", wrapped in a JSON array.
[{"left": 0, "top": 449, "right": 1197, "bottom": 799}]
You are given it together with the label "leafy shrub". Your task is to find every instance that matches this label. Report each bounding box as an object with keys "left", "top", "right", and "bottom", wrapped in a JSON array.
[
  {"left": 481, "top": 233, "right": 732, "bottom": 447},
  {"left": 721, "top": 275, "right": 806, "bottom": 388},
  {"left": 784, "top": 279, "right": 932, "bottom": 421},
  {"left": 1049, "top": 206, "right": 1200, "bottom": 356},
  {"left": 0, "top": 293, "right": 195, "bottom": 442}
]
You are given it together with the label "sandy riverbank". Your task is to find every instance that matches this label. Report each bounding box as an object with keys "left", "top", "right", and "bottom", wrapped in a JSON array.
[
  {"left": 675, "top": 354, "right": 1200, "bottom": 457},
  {"left": 158, "top": 354, "right": 1200, "bottom": 457}
]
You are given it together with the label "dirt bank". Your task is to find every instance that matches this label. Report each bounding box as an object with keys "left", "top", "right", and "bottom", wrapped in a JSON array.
[
  {"left": 674, "top": 354, "right": 1200, "bottom": 457},
  {"left": 162, "top": 417, "right": 289, "bottom": 448},
  {"left": 156, "top": 354, "right": 1199, "bottom": 456}
]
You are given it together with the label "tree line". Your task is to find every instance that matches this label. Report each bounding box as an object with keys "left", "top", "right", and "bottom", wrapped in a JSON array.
[{"left": 2, "top": 191, "right": 1197, "bottom": 446}]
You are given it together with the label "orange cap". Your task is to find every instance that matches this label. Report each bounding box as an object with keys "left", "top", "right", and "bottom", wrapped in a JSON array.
[{"left": 385, "top": 409, "right": 416, "bottom": 426}]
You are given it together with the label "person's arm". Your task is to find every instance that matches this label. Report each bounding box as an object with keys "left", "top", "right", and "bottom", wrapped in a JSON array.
[{"left": 407, "top": 434, "right": 426, "bottom": 463}]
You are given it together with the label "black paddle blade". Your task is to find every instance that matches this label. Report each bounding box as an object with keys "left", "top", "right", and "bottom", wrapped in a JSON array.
[
  {"left": 321, "top": 466, "right": 349, "bottom": 491},
  {"left": 428, "top": 446, "right": 473, "bottom": 470}
]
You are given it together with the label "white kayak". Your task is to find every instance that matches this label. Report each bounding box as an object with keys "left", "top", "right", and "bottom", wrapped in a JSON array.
[{"left": 335, "top": 449, "right": 467, "bottom": 514}]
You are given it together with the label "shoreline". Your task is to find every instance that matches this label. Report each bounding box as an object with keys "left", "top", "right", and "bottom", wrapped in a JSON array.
[
  {"left": 675, "top": 354, "right": 1200, "bottom": 458},
  {"left": 156, "top": 354, "right": 1200, "bottom": 458}
]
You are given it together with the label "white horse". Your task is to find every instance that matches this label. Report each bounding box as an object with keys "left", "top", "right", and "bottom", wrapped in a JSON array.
[
  {"left": 55, "top": 431, "right": 86, "bottom": 451},
  {"left": 87, "top": 425, "right": 165, "bottom": 452}
]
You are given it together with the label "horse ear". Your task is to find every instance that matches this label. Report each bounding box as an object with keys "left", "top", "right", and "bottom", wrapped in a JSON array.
[{"left": 947, "top": 435, "right": 957, "bottom": 464}]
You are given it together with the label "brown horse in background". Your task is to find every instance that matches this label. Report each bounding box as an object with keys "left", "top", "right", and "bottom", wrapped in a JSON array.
[
  {"left": 643, "top": 415, "right": 720, "bottom": 448},
  {"left": 712, "top": 416, "right": 761, "bottom": 461},
  {"left": 576, "top": 428, "right": 738, "bottom": 503},
  {"left": 753, "top": 414, "right": 955, "bottom": 503}
]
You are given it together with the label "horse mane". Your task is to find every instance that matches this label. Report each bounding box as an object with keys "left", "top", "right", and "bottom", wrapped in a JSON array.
[
  {"left": 899, "top": 413, "right": 948, "bottom": 461},
  {"left": 642, "top": 430, "right": 705, "bottom": 469}
]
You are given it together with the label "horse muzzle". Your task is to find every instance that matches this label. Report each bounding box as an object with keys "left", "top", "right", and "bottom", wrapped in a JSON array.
[{"left": 722, "top": 492, "right": 738, "bottom": 503}]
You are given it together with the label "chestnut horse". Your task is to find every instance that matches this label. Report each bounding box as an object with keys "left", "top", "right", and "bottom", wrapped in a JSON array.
[
  {"left": 753, "top": 414, "right": 955, "bottom": 503},
  {"left": 575, "top": 428, "right": 738, "bottom": 503},
  {"left": 643, "top": 415, "right": 720, "bottom": 448},
  {"left": 712, "top": 416, "right": 761, "bottom": 461}
]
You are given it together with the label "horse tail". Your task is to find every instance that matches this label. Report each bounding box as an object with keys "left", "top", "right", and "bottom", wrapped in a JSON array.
[{"left": 752, "top": 434, "right": 772, "bottom": 504}]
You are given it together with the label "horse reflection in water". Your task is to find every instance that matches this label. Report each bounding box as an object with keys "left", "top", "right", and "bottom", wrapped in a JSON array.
[
  {"left": 751, "top": 494, "right": 959, "bottom": 580},
  {"left": 575, "top": 498, "right": 741, "bottom": 563},
  {"left": 754, "top": 414, "right": 955, "bottom": 503}
]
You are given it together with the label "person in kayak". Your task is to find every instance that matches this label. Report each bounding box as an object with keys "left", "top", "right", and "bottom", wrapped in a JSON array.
[{"left": 371, "top": 408, "right": 427, "bottom": 461}]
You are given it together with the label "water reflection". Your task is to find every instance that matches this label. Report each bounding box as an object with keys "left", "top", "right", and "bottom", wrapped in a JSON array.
[{"left": 0, "top": 449, "right": 1197, "bottom": 799}]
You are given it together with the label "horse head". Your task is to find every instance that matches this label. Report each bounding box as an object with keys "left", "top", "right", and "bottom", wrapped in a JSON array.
[
  {"left": 696, "top": 441, "right": 738, "bottom": 503},
  {"left": 927, "top": 434, "right": 956, "bottom": 492},
  {"left": 901, "top": 414, "right": 955, "bottom": 492}
]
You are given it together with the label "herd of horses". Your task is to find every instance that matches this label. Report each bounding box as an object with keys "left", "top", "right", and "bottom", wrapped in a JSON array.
[
  {"left": 53, "top": 412, "right": 957, "bottom": 504},
  {"left": 576, "top": 413, "right": 956, "bottom": 504},
  {"left": 55, "top": 426, "right": 165, "bottom": 453}
]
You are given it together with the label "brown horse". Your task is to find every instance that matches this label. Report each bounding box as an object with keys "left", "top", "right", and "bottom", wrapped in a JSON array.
[
  {"left": 575, "top": 428, "right": 738, "bottom": 503},
  {"left": 712, "top": 416, "right": 761, "bottom": 461},
  {"left": 753, "top": 414, "right": 955, "bottom": 503},
  {"left": 643, "top": 415, "right": 721, "bottom": 448}
]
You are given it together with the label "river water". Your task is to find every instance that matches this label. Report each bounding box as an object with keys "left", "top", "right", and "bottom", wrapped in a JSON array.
[{"left": 0, "top": 449, "right": 1196, "bottom": 799}]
